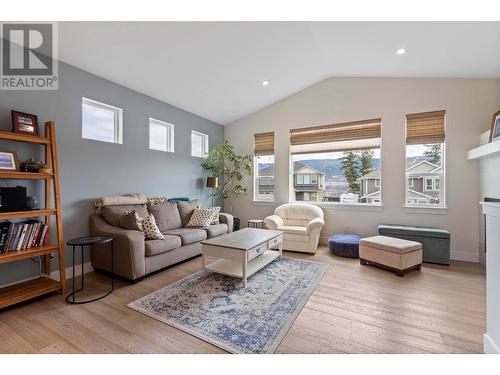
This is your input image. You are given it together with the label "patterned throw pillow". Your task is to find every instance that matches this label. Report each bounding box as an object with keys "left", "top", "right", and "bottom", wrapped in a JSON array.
[
  {"left": 186, "top": 207, "right": 220, "bottom": 227},
  {"left": 140, "top": 214, "right": 164, "bottom": 240},
  {"left": 211, "top": 207, "right": 221, "bottom": 225}
]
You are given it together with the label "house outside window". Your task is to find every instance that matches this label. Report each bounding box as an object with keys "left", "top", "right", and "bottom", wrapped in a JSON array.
[
  {"left": 405, "top": 110, "right": 446, "bottom": 207},
  {"left": 289, "top": 118, "right": 382, "bottom": 204},
  {"left": 254, "top": 132, "right": 275, "bottom": 202},
  {"left": 82, "top": 97, "right": 123, "bottom": 144}
]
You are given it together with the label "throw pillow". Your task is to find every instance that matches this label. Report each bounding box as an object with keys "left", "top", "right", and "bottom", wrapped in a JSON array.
[
  {"left": 140, "top": 214, "right": 165, "bottom": 240},
  {"left": 118, "top": 210, "right": 143, "bottom": 231},
  {"left": 186, "top": 207, "right": 220, "bottom": 227},
  {"left": 177, "top": 199, "right": 201, "bottom": 227},
  {"left": 210, "top": 206, "right": 221, "bottom": 225}
]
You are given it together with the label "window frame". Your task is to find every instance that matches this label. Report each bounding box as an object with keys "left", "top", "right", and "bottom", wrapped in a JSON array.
[
  {"left": 405, "top": 143, "right": 446, "bottom": 209},
  {"left": 408, "top": 178, "right": 414, "bottom": 188},
  {"left": 253, "top": 154, "right": 275, "bottom": 202},
  {"left": 81, "top": 97, "right": 123, "bottom": 144},
  {"left": 191, "top": 130, "right": 209, "bottom": 158},
  {"left": 424, "top": 177, "right": 434, "bottom": 191},
  {"left": 149, "top": 117, "right": 174, "bottom": 153},
  {"left": 375, "top": 179, "right": 380, "bottom": 188}
]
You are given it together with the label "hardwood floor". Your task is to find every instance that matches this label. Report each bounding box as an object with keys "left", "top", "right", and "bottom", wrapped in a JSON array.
[{"left": 0, "top": 246, "right": 486, "bottom": 354}]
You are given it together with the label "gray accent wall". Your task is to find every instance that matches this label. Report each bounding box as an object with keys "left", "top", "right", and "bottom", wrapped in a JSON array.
[{"left": 0, "top": 62, "right": 223, "bottom": 285}]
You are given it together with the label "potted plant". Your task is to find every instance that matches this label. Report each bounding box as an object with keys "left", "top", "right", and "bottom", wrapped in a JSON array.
[{"left": 201, "top": 141, "right": 252, "bottom": 216}]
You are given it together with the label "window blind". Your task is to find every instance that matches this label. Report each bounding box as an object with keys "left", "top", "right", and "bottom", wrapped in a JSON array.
[
  {"left": 290, "top": 118, "right": 381, "bottom": 154},
  {"left": 406, "top": 110, "right": 445, "bottom": 145},
  {"left": 254, "top": 132, "right": 274, "bottom": 155}
]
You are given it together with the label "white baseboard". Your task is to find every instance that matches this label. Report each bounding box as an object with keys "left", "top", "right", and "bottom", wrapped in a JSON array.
[
  {"left": 451, "top": 250, "right": 479, "bottom": 263},
  {"left": 319, "top": 236, "right": 330, "bottom": 246},
  {"left": 49, "top": 262, "right": 94, "bottom": 281},
  {"left": 484, "top": 334, "right": 500, "bottom": 354}
]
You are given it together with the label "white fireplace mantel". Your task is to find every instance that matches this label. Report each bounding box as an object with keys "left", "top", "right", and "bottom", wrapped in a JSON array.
[{"left": 468, "top": 140, "right": 500, "bottom": 160}]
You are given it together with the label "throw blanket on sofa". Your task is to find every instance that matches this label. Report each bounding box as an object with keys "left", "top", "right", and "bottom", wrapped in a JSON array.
[{"left": 95, "top": 193, "right": 148, "bottom": 214}]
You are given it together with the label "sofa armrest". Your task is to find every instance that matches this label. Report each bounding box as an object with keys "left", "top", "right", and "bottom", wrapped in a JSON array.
[
  {"left": 306, "top": 217, "right": 325, "bottom": 234},
  {"left": 89, "top": 214, "right": 146, "bottom": 280},
  {"left": 264, "top": 215, "right": 283, "bottom": 230},
  {"left": 219, "top": 213, "right": 234, "bottom": 233}
]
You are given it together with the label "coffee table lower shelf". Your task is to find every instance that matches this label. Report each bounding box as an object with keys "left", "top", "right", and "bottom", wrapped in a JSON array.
[{"left": 205, "top": 250, "right": 281, "bottom": 284}]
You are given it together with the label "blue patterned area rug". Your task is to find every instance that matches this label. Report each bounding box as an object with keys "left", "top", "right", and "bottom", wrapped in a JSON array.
[{"left": 127, "top": 257, "right": 328, "bottom": 353}]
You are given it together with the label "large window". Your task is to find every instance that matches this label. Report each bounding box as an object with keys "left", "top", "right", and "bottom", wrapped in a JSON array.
[
  {"left": 290, "top": 118, "right": 382, "bottom": 204},
  {"left": 149, "top": 118, "right": 174, "bottom": 152},
  {"left": 191, "top": 130, "right": 209, "bottom": 157},
  {"left": 254, "top": 132, "right": 275, "bottom": 202},
  {"left": 405, "top": 110, "right": 445, "bottom": 207},
  {"left": 82, "top": 97, "right": 123, "bottom": 144}
]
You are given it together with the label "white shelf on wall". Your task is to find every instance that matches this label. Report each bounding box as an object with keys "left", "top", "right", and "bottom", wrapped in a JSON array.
[{"left": 467, "top": 141, "right": 500, "bottom": 160}]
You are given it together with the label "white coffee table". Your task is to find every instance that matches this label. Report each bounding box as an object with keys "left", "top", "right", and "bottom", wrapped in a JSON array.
[{"left": 200, "top": 228, "right": 283, "bottom": 287}]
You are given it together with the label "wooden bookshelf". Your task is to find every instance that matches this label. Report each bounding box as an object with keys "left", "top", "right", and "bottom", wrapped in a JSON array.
[
  {"left": 0, "top": 244, "right": 59, "bottom": 265},
  {"left": 0, "top": 171, "right": 54, "bottom": 180},
  {"left": 0, "top": 130, "right": 50, "bottom": 144},
  {"left": 0, "top": 277, "right": 61, "bottom": 309},
  {"left": 0, "top": 122, "right": 66, "bottom": 309}
]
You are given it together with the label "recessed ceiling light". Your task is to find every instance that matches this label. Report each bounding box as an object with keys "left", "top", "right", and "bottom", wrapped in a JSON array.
[
  {"left": 262, "top": 80, "right": 270, "bottom": 87},
  {"left": 396, "top": 48, "right": 406, "bottom": 55}
]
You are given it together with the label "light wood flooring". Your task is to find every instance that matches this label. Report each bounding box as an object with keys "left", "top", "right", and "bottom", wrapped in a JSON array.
[{"left": 0, "top": 246, "right": 486, "bottom": 354}]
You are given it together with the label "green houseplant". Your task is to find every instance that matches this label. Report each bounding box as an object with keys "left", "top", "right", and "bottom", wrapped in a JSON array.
[{"left": 201, "top": 141, "right": 252, "bottom": 214}]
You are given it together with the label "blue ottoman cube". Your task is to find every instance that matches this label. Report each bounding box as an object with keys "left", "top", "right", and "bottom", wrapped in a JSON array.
[{"left": 328, "top": 233, "right": 362, "bottom": 258}]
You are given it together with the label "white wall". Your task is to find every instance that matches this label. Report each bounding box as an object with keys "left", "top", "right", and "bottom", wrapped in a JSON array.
[{"left": 225, "top": 77, "right": 500, "bottom": 262}]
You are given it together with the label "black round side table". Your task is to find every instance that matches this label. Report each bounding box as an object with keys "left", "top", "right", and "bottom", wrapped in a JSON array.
[{"left": 66, "top": 235, "right": 114, "bottom": 304}]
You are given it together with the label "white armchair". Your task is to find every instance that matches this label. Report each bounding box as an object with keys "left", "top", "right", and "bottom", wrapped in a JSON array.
[{"left": 264, "top": 203, "right": 325, "bottom": 254}]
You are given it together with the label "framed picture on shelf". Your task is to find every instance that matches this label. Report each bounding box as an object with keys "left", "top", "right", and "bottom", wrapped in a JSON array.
[
  {"left": 0, "top": 150, "right": 18, "bottom": 171},
  {"left": 11, "top": 110, "right": 39, "bottom": 135},
  {"left": 489, "top": 110, "right": 500, "bottom": 143}
]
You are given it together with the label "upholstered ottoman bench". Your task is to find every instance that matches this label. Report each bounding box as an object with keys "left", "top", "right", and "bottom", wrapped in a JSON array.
[
  {"left": 328, "top": 233, "right": 362, "bottom": 258},
  {"left": 359, "top": 235, "right": 423, "bottom": 277},
  {"left": 378, "top": 224, "right": 450, "bottom": 265}
]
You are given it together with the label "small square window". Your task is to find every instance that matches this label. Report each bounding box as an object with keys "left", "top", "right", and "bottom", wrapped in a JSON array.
[
  {"left": 191, "top": 131, "right": 209, "bottom": 157},
  {"left": 82, "top": 97, "right": 123, "bottom": 144},
  {"left": 149, "top": 118, "right": 174, "bottom": 152},
  {"left": 425, "top": 178, "right": 434, "bottom": 191}
]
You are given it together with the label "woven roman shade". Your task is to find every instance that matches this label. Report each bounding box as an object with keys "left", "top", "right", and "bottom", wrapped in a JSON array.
[
  {"left": 290, "top": 118, "right": 381, "bottom": 154},
  {"left": 406, "top": 110, "right": 446, "bottom": 145},
  {"left": 254, "top": 132, "right": 274, "bottom": 156}
]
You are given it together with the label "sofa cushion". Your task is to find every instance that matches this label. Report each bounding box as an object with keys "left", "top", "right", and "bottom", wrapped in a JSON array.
[
  {"left": 202, "top": 223, "right": 228, "bottom": 238},
  {"left": 101, "top": 204, "right": 148, "bottom": 227},
  {"left": 147, "top": 202, "right": 182, "bottom": 232},
  {"left": 145, "top": 235, "right": 182, "bottom": 257},
  {"left": 177, "top": 199, "right": 201, "bottom": 227},
  {"left": 163, "top": 228, "right": 207, "bottom": 245}
]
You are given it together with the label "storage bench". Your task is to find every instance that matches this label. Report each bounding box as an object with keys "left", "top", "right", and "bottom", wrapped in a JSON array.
[{"left": 377, "top": 224, "right": 450, "bottom": 265}]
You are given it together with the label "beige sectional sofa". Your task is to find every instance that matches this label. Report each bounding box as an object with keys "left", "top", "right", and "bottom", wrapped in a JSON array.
[{"left": 90, "top": 199, "right": 233, "bottom": 281}]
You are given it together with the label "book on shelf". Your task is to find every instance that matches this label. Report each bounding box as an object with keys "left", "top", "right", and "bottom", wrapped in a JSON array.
[{"left": 0, "top": 219, "right": 50, "bottom": 253}]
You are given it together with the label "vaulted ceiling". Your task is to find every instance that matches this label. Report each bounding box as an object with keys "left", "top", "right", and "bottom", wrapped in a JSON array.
[{"left": 59, "top": 22, "right": 500, "bottom": 125}]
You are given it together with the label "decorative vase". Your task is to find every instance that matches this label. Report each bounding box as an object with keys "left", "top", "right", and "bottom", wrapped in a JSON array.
[{"left": 25, "top": 196, "right": 38, "bottom": 210}]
